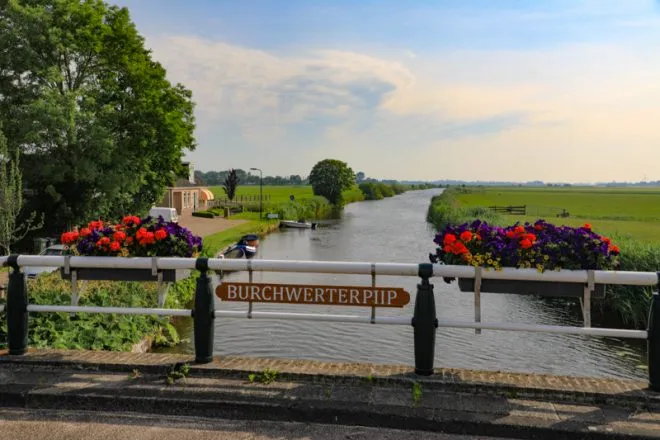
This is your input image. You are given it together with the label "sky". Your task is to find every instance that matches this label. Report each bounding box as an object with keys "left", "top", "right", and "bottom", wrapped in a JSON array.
[{"left": 113, "top": 0, "right": 660, "bottom": 182}]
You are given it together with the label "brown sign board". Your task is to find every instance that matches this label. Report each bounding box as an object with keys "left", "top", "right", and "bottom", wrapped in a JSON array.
[{"left": 216, "top": 282, "right": 410, "bottom": 308}]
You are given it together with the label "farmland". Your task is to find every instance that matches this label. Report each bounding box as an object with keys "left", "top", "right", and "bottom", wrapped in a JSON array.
[
  {"left": 454, "top": 186, "right": 660, "bottom": 242},
  {"left": 209, "top": 185, "right": 315, "bottom": 204}
]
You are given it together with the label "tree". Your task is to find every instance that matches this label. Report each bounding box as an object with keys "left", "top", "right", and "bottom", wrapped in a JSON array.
[
  {"left": 289, "top": 174, "right": 302, "bottom": 184},
  {"left": 356, "top": 171, "right": 366, "bottom": 183},
  {"left": 308, "top": 159, "right": 355, "bottom": 205},
  {"left": 223, "top": 169, "right": 239, "bottom": 201},
  {"left": 0, "top": 124, "right": 43, "bottom": 254},
  {"left": 0, "top": 0, "right": 196, "bottom": 235}
]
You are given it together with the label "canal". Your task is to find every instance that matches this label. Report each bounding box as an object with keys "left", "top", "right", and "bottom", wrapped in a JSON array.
[{"left": 163, "top": 189, "right": 647, "bottom": 380}]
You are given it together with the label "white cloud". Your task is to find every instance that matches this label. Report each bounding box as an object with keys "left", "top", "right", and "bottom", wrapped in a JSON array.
[{"left": 145, "top": 34, "right": 660, "bottom": 181}]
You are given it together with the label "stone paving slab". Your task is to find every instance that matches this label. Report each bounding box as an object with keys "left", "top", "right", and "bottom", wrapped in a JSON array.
[
  {"left": 0, "top": 349, "right": 656, "bottom": 408},
  {"left": 0, "top": 363, "right": 659, "bottom": 439}
]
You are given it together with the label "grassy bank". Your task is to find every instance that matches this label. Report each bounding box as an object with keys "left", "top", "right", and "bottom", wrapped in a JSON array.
[
  {"left": 209, "top": 183, "right": 436, "bottom": 218},
  {"left": 202, "top": 212, "right": 280, "bottom": 256},
  {"left": 427, "top": 188, "right": 657, "bottom": 328},
  {"left": 454, "top": 186, "right": 660, "bottom": 242},
  {"left": 209, "top": 185, "right": 364, "bottom": 221}
]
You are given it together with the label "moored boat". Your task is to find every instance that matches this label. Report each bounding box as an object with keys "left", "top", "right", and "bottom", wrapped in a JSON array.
[
  {"left": 216, "top": 234, "right": 259, "bottom": 260},
  {"left": 280, "top": 220, "right": 317, "bottom": 230}
]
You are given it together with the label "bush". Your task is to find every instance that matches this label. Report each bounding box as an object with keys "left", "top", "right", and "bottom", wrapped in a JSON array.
[
  {"left": 426, "top": 189, "right": 501, "bottom": 230},
  {"left": 192, "top": 211, "right": 215, "bottom": 218},
  {"left": 0, "top": 273, "right": 189, "bottom": 350},
  {"left": 359, "top": 182, "right": 411, "bottom": 200}
]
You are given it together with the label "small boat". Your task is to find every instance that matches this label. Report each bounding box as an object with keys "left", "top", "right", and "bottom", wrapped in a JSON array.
[
  {"left": 217, "top": 234, "right": 259, "bottom": 260},
  {"left": 214, "top": 235, "right": 259, "bottom": 279},
  {"left": 280, "top": 220, "right": 317, "bottom": 230}
]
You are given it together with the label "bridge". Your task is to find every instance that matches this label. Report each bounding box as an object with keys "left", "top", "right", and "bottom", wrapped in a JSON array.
[{"left": 1, "top": 254, "right": 660, "bottom": 438}]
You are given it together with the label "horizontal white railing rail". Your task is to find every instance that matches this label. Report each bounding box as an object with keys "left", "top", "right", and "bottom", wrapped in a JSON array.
[
  {"left": 3, "top": 255, "right": 658, "bottom": 285},
  {"left": 1, "top": 255, "right": 660, "bottom": 389}
]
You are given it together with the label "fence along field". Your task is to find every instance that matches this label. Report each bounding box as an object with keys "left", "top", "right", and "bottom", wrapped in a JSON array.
[{"left": 456, "top": 186, "right": 660, "bottom": 242}]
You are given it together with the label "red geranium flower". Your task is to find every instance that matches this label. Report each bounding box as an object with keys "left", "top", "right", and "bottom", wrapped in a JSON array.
[
  {"left": 155, "top": 229, "right": 168, "bottom": 241},
  {"left": 524, "top": 233, "right": 536, "bottom": 242},
  {"left": 80, "top": 227, "right": 91, "bottom": 237},
  {"left": 451, "top": 241, "right": 469, "bottom": 255},
  {"left": 88, "top": 220, "right": 104, "bottom": 231},
  {"left": 122, "top": 215, "right": 141, "bottom": 226},
  {"left": 520, "top": 238, "right": 533, "bottom": 249},
  {"left": 60, "top": 231, "right": 79, "bottom": 244},
  {"left": 443, "top": 233, "right": 457, "bottom": 245},
  {"left": 459, "top": 231, "right": 473, "bottom": 242},
  {"left": 110, "top": 241, "right": 121, "bottom": 252},
  {"left": 113, "top": 231, "right": 127, "bottom": 242}
]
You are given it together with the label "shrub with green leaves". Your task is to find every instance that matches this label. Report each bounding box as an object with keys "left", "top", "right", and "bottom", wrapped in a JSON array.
[{"left": 0, "top": 272, "right": 194, "bottom": 350}]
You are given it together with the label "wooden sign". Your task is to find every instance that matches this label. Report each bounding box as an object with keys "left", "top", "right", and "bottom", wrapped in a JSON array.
[{"left": 216, "top": 282, "right": 410, "bottom": 308}]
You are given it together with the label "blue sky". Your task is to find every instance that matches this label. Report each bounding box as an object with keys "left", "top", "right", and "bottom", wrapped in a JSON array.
[{"left": 114, "top": 0, "right": 660, "bottom": 182}]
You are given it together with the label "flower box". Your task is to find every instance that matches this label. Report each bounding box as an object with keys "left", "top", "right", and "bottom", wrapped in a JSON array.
[
  {"left": 60, "top": 267, "right": 190, "bottom": 282},
  {"left": 456, "top": 277, "right": 605, "bottom": 298},
  {"left": 430, "top": 219, "right": 619, "bottom": 298},
  {"left": 58, "top": 215, "right": 202, "bottom": 282}
]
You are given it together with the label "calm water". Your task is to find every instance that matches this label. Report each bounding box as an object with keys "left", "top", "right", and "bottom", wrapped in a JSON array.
[{"left": 162, "top": 189, "right": 646, "bottom": 379}]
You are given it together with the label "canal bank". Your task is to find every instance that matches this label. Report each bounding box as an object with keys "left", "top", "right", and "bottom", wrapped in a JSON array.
[
  {"left": 0, "top": 349, "right": 658, "bottom": 439},
  {"left": 157, "top": 189, "right": 647, "bottom": 380}
]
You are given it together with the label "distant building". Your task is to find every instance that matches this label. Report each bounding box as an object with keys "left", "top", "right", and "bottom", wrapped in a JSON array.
[{"left": 159, "top": 162, "right": 215, "bottom": 216}]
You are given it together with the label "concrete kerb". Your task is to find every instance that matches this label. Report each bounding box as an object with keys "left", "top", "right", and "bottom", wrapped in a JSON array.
[{"left": 0, "top": 349, "right": 658, "bottom": 410}]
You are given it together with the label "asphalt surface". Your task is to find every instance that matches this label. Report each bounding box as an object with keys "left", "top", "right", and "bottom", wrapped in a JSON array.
[{"left": 0, "top": 408, "right": 512, "bottom": 440}]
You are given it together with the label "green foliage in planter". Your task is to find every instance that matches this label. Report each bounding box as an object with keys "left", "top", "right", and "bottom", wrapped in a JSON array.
[
  {"left": 192, "top": 211, "right": 215, "bottom": 218},
  {"left": 0, "top": 273, "right": 191, "bottom": 350}
]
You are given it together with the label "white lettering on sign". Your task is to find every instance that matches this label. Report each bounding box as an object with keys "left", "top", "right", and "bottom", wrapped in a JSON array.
[{"left": 216, "top": 283, "right": 410, "bottom": 308}]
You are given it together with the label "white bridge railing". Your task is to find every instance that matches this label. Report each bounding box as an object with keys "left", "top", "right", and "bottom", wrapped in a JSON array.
[{"left": 0, "top": 254, "right": 659, "bottom": 391}]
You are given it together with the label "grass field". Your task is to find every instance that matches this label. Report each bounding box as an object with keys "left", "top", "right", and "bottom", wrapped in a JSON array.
[
  {"left": 209, "top": 185, "right": 314, "bottom": 204},
  {"left": 455, "top": 186, "right": 660, "bottom": 242}
]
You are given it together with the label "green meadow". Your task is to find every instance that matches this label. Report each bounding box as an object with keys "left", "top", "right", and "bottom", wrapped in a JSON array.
[
  {"left": 455, "top": 186, "right": 660, "bottom": 242},
  {"left": 209, "top": 185, "right": 315, "bottom": 204}
]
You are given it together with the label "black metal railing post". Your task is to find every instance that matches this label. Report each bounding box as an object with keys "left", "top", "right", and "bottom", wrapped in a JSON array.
[
  {"left": 412, "top": 263, "right": 437, "bottom": 375},
  {"left": 193, "top": 257, "right": 215, "bottom": 364},
  {"left": 648, "top": 281, "right": 660, "bottom": 391},
  {"left": 6, "top": 255, "right": 28, "bottom": 355}
]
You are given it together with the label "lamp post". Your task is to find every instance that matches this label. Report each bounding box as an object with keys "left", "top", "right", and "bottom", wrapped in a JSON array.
[{"left": 250, "top": 167, "right": 263, "bottom": 220}]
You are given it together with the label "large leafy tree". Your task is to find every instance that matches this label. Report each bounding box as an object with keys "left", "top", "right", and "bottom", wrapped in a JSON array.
[
  {"left": 308, "top": 159, "right": 355, "bottom": 205},
  {"left": 0, "top": 0, "right": 196, "bottom": 234}
]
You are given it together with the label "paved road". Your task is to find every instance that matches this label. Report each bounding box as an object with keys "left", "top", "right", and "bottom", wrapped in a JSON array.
[{"left": 0, "top": 408, "right": 511, "bottom": 440}]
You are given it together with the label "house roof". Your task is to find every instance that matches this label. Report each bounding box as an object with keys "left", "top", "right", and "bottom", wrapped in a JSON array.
[{"left": 171, "top": 178, "right": 205, "bottom": 188}]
